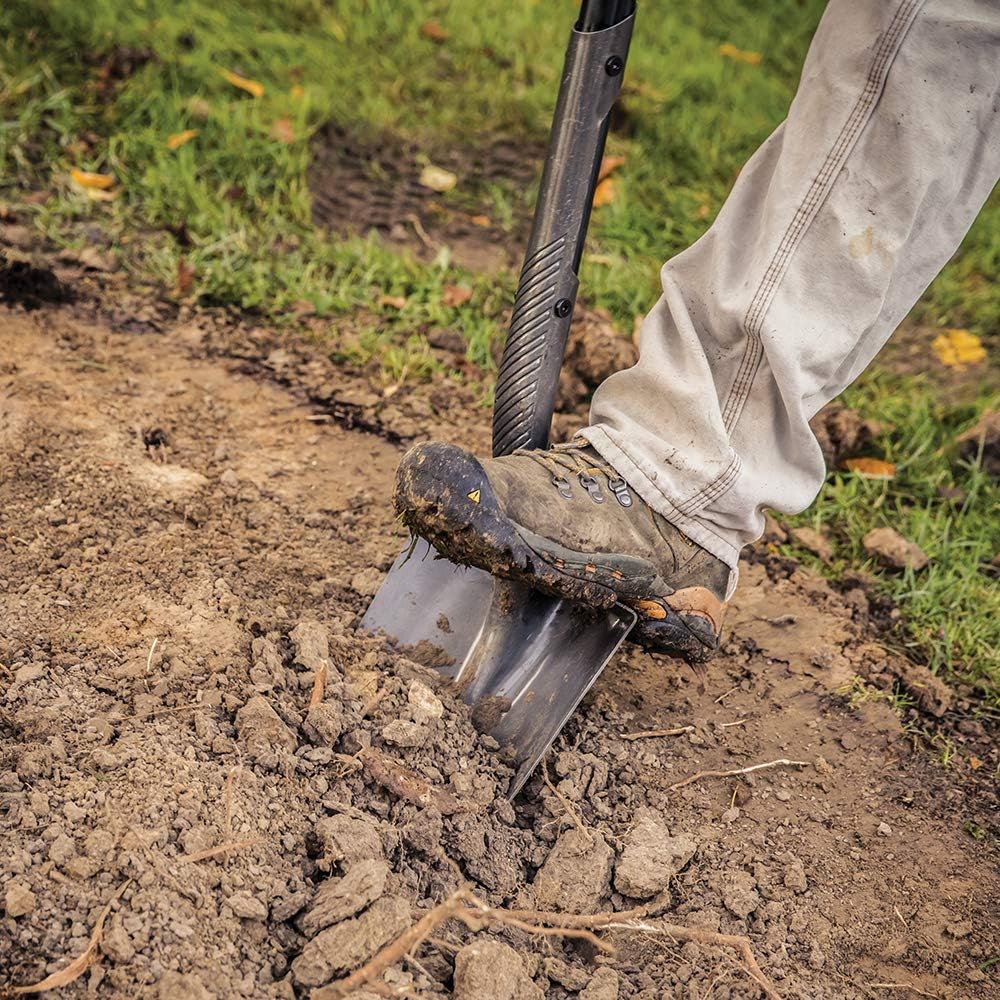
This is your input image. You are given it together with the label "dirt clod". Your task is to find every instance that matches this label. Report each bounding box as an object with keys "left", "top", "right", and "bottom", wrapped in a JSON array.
[
  {"left": 863, "top": 526, "right": 929, "bottom": 570},
  {"left": 579, "top": 967, "right": 620, "bottom": 1000},
  {"left": 531, "top": 828, "right": 613, "bottom": 912},
  {"left": 453, "top": 938, "right": 543, "bottom": 1000},
  {"left": 614, "top": 811, "right": 696, "bottom": 899}
]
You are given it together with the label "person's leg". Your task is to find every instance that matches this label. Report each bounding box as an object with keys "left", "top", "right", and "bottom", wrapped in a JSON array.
[
  {"left": 580, "top": 0, "right": 1000, "bottom": 590},
  {"left": 396, "top": 0, "right": 1000, "bottom": 661}
]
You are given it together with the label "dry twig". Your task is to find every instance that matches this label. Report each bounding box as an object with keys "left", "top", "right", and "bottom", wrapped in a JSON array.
[
  {"left": 9, "top": 880, "right": 131, "bottom": 995},
  {"left": 309, "top": 661, "right": 328, "bottom": 708},
  {"left": 668, "top": 758, "right": 808, "bottom": 792},
  {"left": 622, "top": 725, "right": 694, "bottom": 741},
  {"left": 178, "top": 837, "right": 263, "bottom": 864}
]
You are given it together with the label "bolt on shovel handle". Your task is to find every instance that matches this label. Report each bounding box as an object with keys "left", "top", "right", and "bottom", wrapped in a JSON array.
[{"left": 492, "top": 1, "right": 635, "bottom": 458}]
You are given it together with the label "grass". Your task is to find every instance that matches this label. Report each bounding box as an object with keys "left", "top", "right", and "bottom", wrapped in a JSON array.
[{"left": 0, "top": 0, "right": 997, "bottom": 697}]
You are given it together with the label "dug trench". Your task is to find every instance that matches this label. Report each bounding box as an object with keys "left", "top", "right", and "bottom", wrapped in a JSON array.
[{"left": 0, "top": 288, "right": 998, "bottom": 1000}]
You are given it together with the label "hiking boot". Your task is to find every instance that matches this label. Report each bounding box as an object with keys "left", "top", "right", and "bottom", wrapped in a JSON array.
[{"left": 394, "top": 440, "right": 730, "bottom": 661}]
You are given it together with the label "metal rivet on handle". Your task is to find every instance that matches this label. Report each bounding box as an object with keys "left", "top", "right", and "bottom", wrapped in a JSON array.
[
  {"left": 605, "top": 55, "right": 624, "bottom": 76},
  {"left": 553, "top": 298, "right": 573, "bottom": 318}
]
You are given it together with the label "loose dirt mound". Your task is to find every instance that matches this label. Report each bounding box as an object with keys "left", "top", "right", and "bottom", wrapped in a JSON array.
[{"left": 1, "top": 302, "right": 997, "bottom": 999}]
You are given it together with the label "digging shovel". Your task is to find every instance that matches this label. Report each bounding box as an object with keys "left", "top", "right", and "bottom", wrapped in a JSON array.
[{"left": 363, "top": 0, "right": 638, "bottom": 797}]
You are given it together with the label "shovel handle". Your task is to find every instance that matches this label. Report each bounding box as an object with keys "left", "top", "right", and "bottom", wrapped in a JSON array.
[{"left": 492, "top": 1, "right": 635, "bottom": 458}]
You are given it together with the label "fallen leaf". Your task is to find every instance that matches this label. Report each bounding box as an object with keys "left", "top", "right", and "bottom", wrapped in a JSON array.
[
  {"left": 441, "top": 284, "right": 472, "bottom": 307},
  {"left": 932, "top": 328, "right": 986, "bottom": 367},
  {"left": 219, "top": 68, "right": 264, "bottom": 98},
  {"left": 166, "top": 128, "right": 199, "bottom": 150},
  {"left": 592, "top": 176, "right": 616, "bottom": 207},
  {"left": 418, "top": 164, "right": 457, "bottom": 193},
  {"left": 291, "top": 299, "right": 316, "bottom": 317},
  {"left": 420, "top": 20, "right": 449, "bottom": 43},
  {"left": 843, "top": 457, "right": 896, "bottom": 480},
  {"left": 719, "top": 42, "right": 762, "bottom": 65},
  {"left": 969, "top": 756, "right": 983, "bottom": 770},
  {"left": 70, "top": 169, "right": 114, "bottom": 191},
  {"left": 176, "top": 258, "right": 196, "bottom": 296},
  {"left": 470, "top": 214, "right": 491, "bottom": 227},
  {"left": 378, "top": 294, "right": 407, "bottom": 309},
  {"left": 269, "top": 118, "right": 295, "bottom": 144},
  {"left": 598, "top": 154, "right": 626, "bottom": 181}
]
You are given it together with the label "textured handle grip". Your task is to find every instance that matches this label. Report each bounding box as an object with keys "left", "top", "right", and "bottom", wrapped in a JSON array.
[{"left": 491, "top": 10, "right": 634, "bottom": 458}]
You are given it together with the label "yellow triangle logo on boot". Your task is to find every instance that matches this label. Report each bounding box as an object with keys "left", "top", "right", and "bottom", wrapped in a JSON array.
[{"left": 467, "top": 489, "right": 481, "bottom": 504}]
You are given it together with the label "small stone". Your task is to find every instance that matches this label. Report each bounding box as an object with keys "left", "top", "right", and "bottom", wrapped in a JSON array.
[
  {"left": 839, "top": 732, "right": 859, "bottom": 751},
  {"left": 453, "top": 939, "right": 544, "bottom": 1000},
  {"left": 49, "top": 832, "right": 76, "bottom": 864},
  {"left": 863, "top": 527, "right": 929, "bottom": 570},
  {"left": 814, "top": 756, "right": 833, "bottom": 775},
  {"left": 876, "top": 822, "right": 892, "bottom": 837},
  {"left": 63, "top": 801, "right": 87, "bottom": 823},
  {"left": 289, "top": 621, "right": 331, "bottom": 673},
  {"left": 229, "top": 891, "right": 268, "bottom": 920},
  {"left": 5, "top": 882, "right": 36, "bottom": 917},
  {"left": 783, "top": 860, "right": 808, "bottom": 893},
  {"left": 292, "top": 895, "right": 411, "bottom": 987},
  {"left": 235, "top": 695, "right": 297, "bottom": 765},
  {"left": 380, "top": 719, "right": 428, "bottom": 748},
  {"left": 531, "top": 828, "right": 613, "bottom": 912},
  {"left": 614, "top": 810, "right": 696, "bottom": 899},
  {"left": 408, "top": 680, "right": 444, "bottom": 723},
  {"left": 775, "top": 789, "right": 792, "bottom": 802},
  {"left": 300, "top": 859, "right": 389, "bottom": 936},
  {"left": 543, "top": 957, "right": 589, "bottom": 991},
  {"left": 313, "top": 814, "right": 383, "bottom": 871},
  {"left": 304, "top": 702, "right": 344, "bottom": 747},
  {"left": 102, "top": 918, "right": 135, "bottom": 962},
  {"left": 580, "top": 968, "right": 620, "bottom": 1000}
]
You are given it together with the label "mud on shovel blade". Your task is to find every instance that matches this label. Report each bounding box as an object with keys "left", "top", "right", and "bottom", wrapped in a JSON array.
[{"left": 361, "top": 0, "right": 637, "bottom": 794}]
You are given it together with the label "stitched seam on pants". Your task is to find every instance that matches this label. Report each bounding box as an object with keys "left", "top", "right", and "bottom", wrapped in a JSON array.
[
  {"left": 723, "top": 0, "right": 922, "bottom": 431},
  {"left": 674, "top": 454, "right": 742, "bottom": 517},
  {"left": 673, "top": 0, "right": 923, "bottom": 515}
]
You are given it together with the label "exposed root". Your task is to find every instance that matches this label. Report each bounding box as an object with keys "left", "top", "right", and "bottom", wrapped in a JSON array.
[
  {"left": 312, "top": 889, "right": 781, "bottom": 1000},
  {"left": 177, "top": 837, "right": 263, "bottom": 863},
  {"left": 668, "top": 758, "right": 809, "bottom": 792},
  {"left": 622, "top": 725, "right": 694, "bottom": 741},
  {"left": 7, "top": 879, "right": 131, "bottom": 996},
  {"left": 308, "top": 660, "right": 328, "bottom": 708}
]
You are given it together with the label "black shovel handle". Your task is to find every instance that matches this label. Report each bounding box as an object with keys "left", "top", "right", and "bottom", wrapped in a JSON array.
[{"left": 492, "top": 0, "right": 635, "bottom": 458}]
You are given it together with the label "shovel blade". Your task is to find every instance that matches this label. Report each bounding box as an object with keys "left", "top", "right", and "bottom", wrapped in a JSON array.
[{"left": 361, "top": 537, "right": 636, "bottom": 796}]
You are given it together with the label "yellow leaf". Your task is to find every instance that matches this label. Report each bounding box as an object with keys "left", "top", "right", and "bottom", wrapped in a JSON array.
[
  {"left": 219, "top": 69, "right": 264, "bottom": 98},
  {"left": 378, "top": 294, "right": 407, "bottom": 310},
  {"left": 719, "top": 42, "right": 762, "bottom": 65},
  {"left": 843, "top": 457, "right": 896, "bottom": 480},
  {"left": 932, "top": 328, "right": 986, "bottom": 368},
  {"left": 70, "top": 168, "right": 114, "bottom": 190},
  {"left": 290, "top": 84, "right": 305, "bottom": 99},
  {"left": 470, "top": 214, "right": 491, "bottom": 227},
  {"left": 598, "top": 154, "right": 626, "bottom": 182},
  {"left": 269, "top": 118, "right": 295, "bottom": 144},
  {"left": 166, "top": 128, "right": 199, "bottom": 150},
  {"left": 593, "top": 177, "right": 616, "bottom": 207},
  {"left": 418, "top": 164, "right": 457, "bottom": 193}
]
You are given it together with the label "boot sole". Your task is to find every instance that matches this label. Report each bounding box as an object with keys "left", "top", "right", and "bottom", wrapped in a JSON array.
[{"left": 394, "top": 442, "right": 722, "bottom": 662}]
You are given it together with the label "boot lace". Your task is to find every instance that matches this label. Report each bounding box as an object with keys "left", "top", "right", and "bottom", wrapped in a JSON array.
[{"left": 515, "top": 443, "right": 633, "bottom": 507}]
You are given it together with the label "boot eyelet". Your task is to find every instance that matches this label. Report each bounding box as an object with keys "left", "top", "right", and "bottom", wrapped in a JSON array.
[
  {"left": 551, "top": 475, "right": 573, "bottom": 499},
  {"left": 578, "top": 473, "right": 606, "bottom": 503},
  {"left": 608, "top": 477, "right": 633, "bottom": 507}
]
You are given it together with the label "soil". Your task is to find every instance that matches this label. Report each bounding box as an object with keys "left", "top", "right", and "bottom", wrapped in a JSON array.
[{"left": 1, "top": 270, "right": 999, "bottom": 1000}]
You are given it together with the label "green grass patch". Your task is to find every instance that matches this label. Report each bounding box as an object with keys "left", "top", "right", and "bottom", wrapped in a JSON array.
[{"left": 0, "top": 0, "right": 997, "bottom": 695}]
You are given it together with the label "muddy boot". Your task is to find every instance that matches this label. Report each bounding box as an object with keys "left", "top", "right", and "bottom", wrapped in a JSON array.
[{"left": 394, "top": 441, "right": 730, "bottom": 662}]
